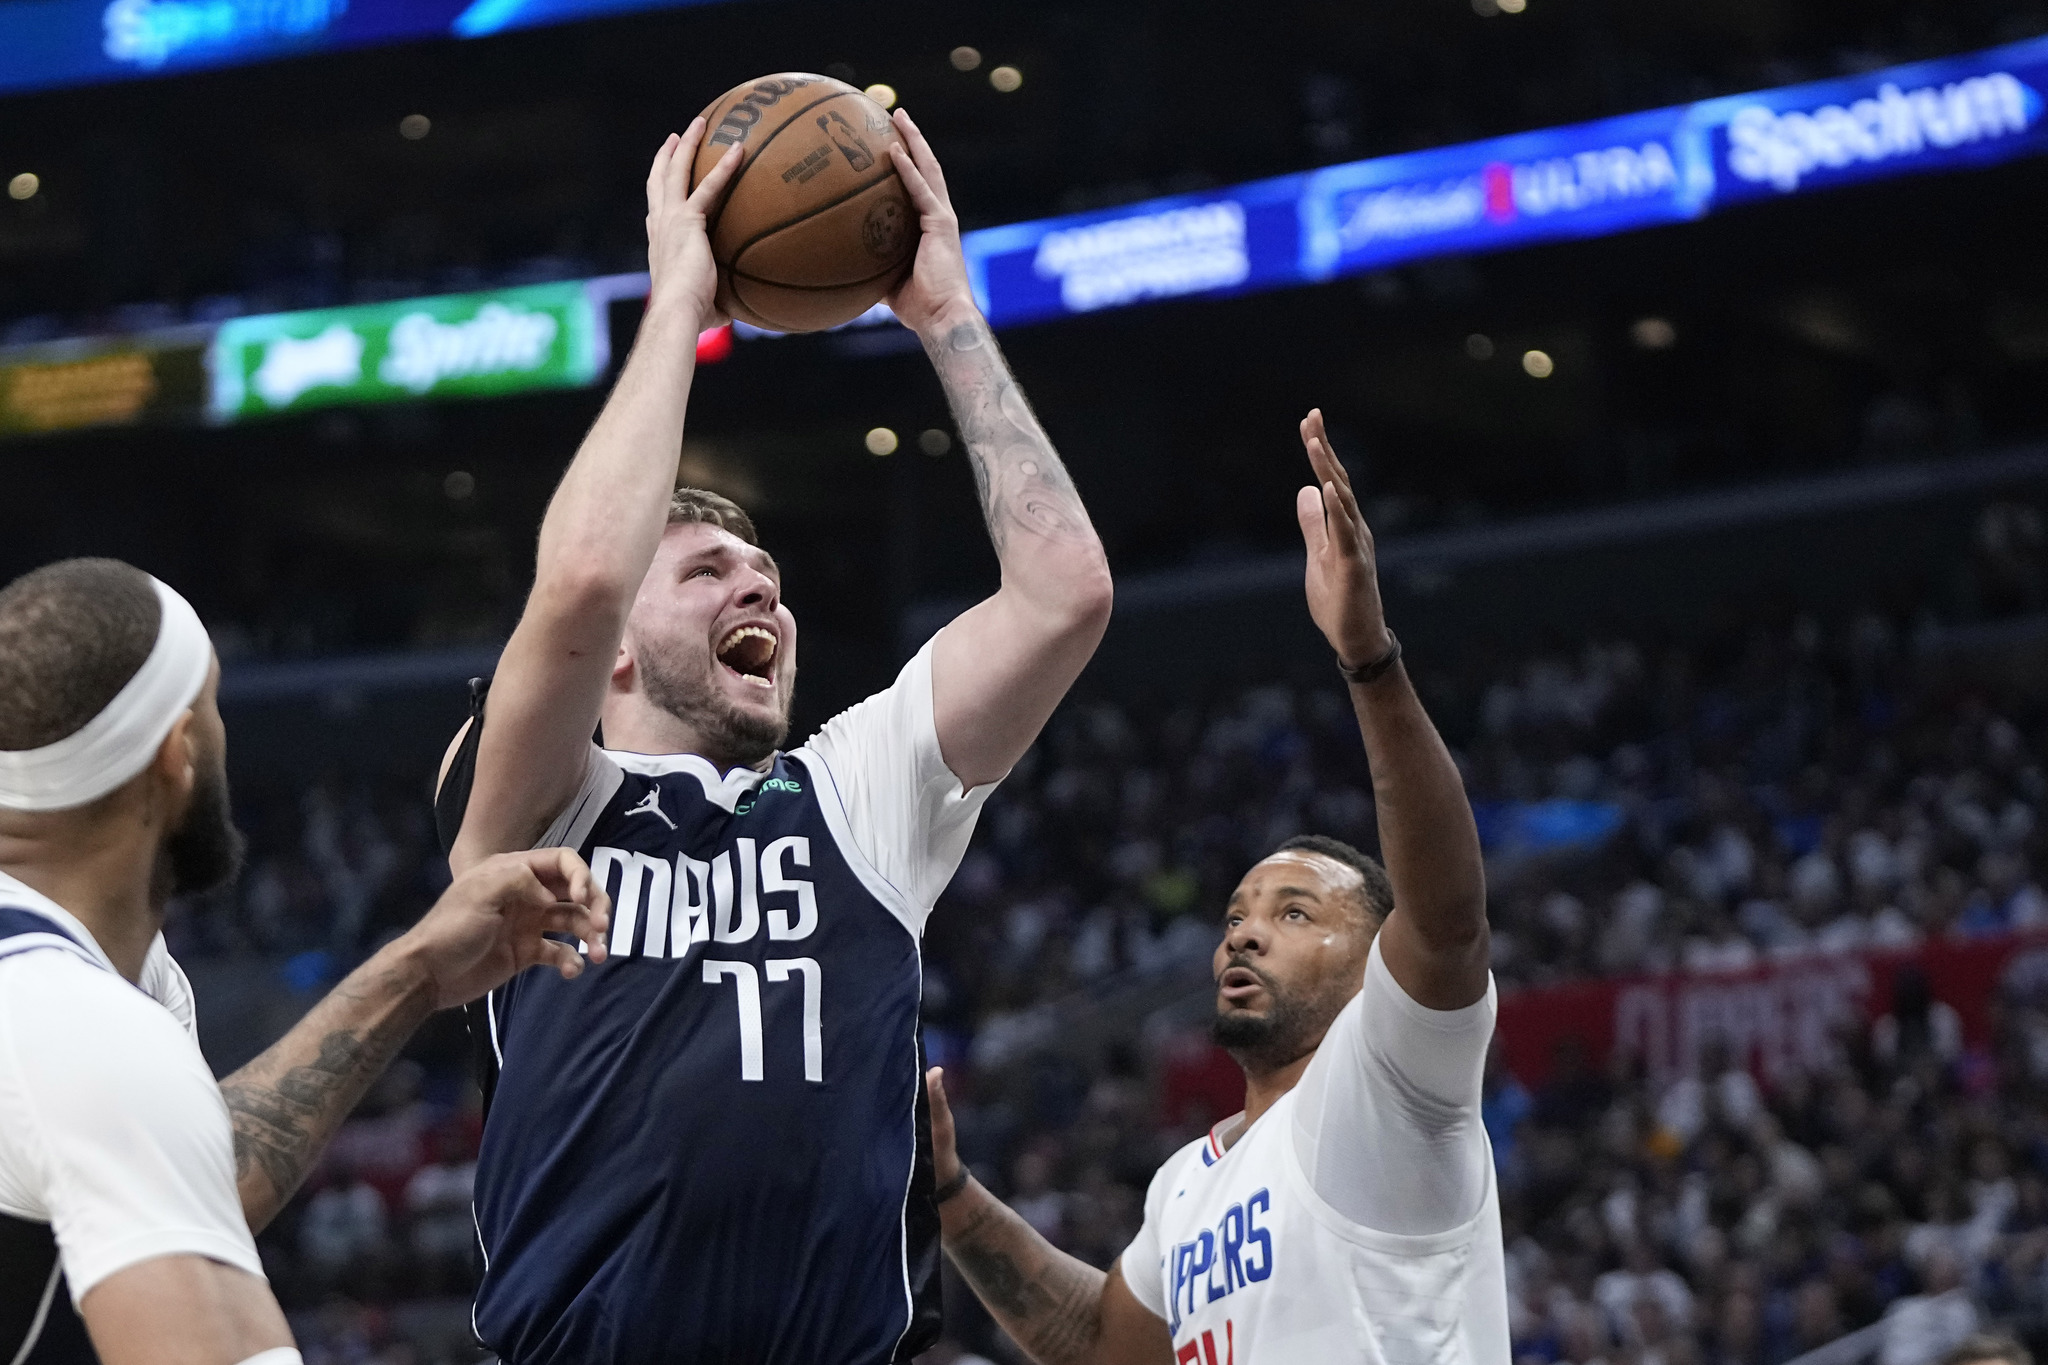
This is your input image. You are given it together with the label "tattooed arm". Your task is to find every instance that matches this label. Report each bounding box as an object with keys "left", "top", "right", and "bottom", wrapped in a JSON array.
[
  {"left": 927, "top": 1069, "right": 1171, "bottom": 1365},
  {"left": 221, "top": 849, "right": 609, "bottom": 1231},
  {"left": 885, "top": 110, "right": 1113, "bottom": 789}
]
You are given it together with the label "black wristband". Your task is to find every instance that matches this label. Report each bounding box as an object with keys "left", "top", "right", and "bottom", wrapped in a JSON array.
[
  {"left": 933, "top": 1169, "right": 971, "bottom": 1205},
  {"left": 1338, "top": 630, "right": 1402, "bottom": 685}
]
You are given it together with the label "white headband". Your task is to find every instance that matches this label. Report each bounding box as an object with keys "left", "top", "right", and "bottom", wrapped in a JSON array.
[{"left": 0, "top": 577, "right": 213, "bottom": 812}]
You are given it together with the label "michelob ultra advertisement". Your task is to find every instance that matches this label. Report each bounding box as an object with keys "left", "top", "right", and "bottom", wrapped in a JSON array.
[{"left": 208, "top": 281, "right": 604, "bottom": 421}]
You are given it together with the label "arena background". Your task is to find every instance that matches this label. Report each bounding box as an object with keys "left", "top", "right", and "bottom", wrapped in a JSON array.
[{"left": 9, "top": 1, "right": 2048, "bottom": 1361}]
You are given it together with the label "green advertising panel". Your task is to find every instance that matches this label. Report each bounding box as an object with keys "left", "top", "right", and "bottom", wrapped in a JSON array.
[{"left": 209, "top": 281, "right": 603, "bottom": 420}]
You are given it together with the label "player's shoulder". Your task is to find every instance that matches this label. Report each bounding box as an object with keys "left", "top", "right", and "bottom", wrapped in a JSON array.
[
  {"left": 1145, "top": 1128, "right": 1223, "bottom": 1204},
  {"left": 800, "top": 638, "right": 936, "bottom": 756},
  {"left": 0, "top": 947, "right": 199, "bottom": 1076}
]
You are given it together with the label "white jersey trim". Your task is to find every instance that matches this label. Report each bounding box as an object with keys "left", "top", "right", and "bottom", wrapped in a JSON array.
[
  {"left": 787, "top": 745, "right": 924, "bottom": 942},
  {"left": 602, "top": 750, "right": 768, "bottom": 812},
  {"left": 537, "top": 751, "right": 626, "bottom": 851}
]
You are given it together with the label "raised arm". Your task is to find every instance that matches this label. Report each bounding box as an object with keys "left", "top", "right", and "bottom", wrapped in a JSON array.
[
  {"left": 449, "top": 124, "right": 741, "bottom": 869},
  {"left": 884, "top": 111, "right": 1114, "bottom": 790},
  {"left": 221, "top": 849, "right": 607, "bottom": 1231},
  {"left": 926, "top": 1069, "right": 1172, "bottom": 1365},
  {"left": 1295, "top": 409, "right": 1488, "bottom": 1009}
]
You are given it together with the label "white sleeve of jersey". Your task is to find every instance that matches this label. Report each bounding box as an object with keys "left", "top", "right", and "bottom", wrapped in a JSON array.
[
  {"left": 537, "top": 746, "right": 626, "bottom": 852},
  {"left": 0, "top": 953, "right": 265, "bottom": 1304},
  {"left": 800, "top": 633, "right": 1001, "bottom": 929},
  {"left": 1116, "top": 1148, "right": 1181, "bottom": 1322},
  {"left": 1289, "top": 934, "right": 1495, "bottom": 1235}
]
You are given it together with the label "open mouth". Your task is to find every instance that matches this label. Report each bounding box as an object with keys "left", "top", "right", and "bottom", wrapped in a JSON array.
[
  {"left": 1218, "top": 965, "right": 1265, "bottom": 1005},
  {"left": 715, "top": 625, "right": 778, "bottom": 690}
]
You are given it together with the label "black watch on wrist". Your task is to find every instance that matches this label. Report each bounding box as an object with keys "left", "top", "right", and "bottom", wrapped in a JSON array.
[{"left": 1337, "top": 630, "right": 1402, "bottom": 685}]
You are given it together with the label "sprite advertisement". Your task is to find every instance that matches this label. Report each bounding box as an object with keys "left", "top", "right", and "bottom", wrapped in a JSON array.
[{"left": 209, "top": 281, "right": 603, "bottom": 421}]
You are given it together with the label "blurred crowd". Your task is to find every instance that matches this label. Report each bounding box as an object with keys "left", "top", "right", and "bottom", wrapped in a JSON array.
[{"left": 163, "top": 588, "right": 2048, "bottom": 1363}]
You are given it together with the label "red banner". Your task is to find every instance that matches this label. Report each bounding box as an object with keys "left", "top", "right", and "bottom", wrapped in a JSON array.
[{"left": 1495, "top": 929, "right": 2048, "bottom": 1092}]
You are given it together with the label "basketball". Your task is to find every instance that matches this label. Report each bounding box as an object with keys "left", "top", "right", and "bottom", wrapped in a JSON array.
[{"left": 689, "top": 73, "right": 916, "bottom": 333}]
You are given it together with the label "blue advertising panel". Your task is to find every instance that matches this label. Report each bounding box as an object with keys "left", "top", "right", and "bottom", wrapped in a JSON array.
[
  {"left": 960, "top": 35, "right": 2048, "bottom": 328},
  {"left": 963, "top": 175, "right": 1311, "bottom": 330},
  {"left": 1683, "top": 37, "right": 2048, "bottom": 206},
  {"left": 0, "top": 0, "right": 738, "bottom": 96},
  {"left": 1296, "top": 104, "right": 1709, "bottom": 281}
]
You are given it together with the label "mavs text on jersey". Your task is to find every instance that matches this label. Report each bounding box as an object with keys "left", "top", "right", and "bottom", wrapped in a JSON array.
[{"left": 437, "top": 640, "right": 996, "bottom": 1365}]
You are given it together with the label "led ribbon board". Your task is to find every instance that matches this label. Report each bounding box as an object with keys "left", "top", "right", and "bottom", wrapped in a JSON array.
[
  {"left": 961, "top": 35, "right": 2048, "bottom": 328},
  {"left": 0, "top": 0, "right": 739, "bottom": 96},
  {"left": 3, "top": 37, "right": 2047, "bottom": 439},
  {"left": 208, "top": 281, "right": 602, "bottom": 420}
]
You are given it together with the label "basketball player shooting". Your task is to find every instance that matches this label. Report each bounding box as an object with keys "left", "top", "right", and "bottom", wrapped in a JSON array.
[
  {"left": 922, "top": 411, "right": 1508, "bottom": 1365},
  {"left": 436, "top": 112, "right": 1113, "bottom": 1365}
]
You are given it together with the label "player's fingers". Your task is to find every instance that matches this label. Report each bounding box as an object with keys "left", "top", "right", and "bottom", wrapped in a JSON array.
[
  {"left": 1300, "top": 420, "right": 1341, "bottom": 489},
  {"left": 1330, "top": 463, "right": 1371, "bottom": 546},
  {"left": 891, "top": 108, "right": 949, "bottom": 199},
  {"left": 647, "top": 131, "right": 680, "bottom": 217},
  {"left": 925, "top": 1067, "right": 959, "bottom": 1152},
  {"left": 536, "top": 937, "right": 588, "bottom": 982},
  {"left": 1324, "top": 481, "right": 1365, "bottom": 559},
  {"left": 886, "top": 142, "right": 942, "bottom": 219},
  {"left": 518, "top": 847, "right": 594, "bottom": 908},
  {"left": 545, "top": 902, "right": 609, "bottom": 960},
  {"left": 686, "top": 140, "right": 744, "bottom": 216},
  {"left": 1295, "top": 485, "right": 1330, "bottom": 557},
  {"left": 1305, "top": 412, "right": 1356, "bottom": 497}
]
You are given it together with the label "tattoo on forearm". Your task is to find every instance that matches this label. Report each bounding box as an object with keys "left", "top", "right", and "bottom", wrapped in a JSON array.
[
  {"left": 947, "top": 1203, "right": 1104, "bottom": 1364},
  {"left": 926, "top": 318, "right": 1093, "bottom": 555},
  {"left": 220, "top": 968, "right": 428, "bottom": 1223}
]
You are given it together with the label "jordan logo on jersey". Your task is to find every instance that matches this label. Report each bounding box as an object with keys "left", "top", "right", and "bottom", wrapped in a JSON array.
[
  {"left": 625, "top": 788, "right": 676, "bottom": 829},
  {"left": 590, "top": 836, "right": 818, "bottom": 959},
  {"left": 1167, "top": 1188, "right": 1272, "bottom": 1334}
]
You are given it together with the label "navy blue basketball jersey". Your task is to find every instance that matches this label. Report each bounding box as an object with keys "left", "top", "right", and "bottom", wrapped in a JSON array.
[{"left": 439, "top": 643, "right": 994, "bottom": 1365}]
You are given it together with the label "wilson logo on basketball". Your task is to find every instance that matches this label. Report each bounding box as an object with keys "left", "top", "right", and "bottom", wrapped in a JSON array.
[{"left": 709, "top": 75, "right": 820, "bottom": 147}]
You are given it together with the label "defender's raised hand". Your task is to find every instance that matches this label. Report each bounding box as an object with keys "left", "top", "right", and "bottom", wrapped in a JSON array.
[
  {"left": 1295, "top": 408, "right": 1392, "bottom": 671},
  {"left": 884, "top": 107, "right": 978, "bottom": 336},
  {"left": 645, "top": 118, "right": 743, "bottom": 325},
  {"left": 925, "top": 1067, "right": 964, "bottom": 1191},
  {"left": 397, "top": 847, "right": 612, "bottom": 1010}
]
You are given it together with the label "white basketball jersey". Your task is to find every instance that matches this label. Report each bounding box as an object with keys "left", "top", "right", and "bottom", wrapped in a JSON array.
[{"left": 1131, "top": 1096, "right": 1509, "bottom": 1365}]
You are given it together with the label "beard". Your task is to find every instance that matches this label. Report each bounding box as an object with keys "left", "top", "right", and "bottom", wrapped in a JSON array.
[
  {"left": 162, "top": 764, "right": 246, "bottom": 898},
  {"left": 638, "top": 635, "right": 791, "bottom": 768},
  {"left": 1211, "top": 956, "right": 1337, "bottom": 1068}
]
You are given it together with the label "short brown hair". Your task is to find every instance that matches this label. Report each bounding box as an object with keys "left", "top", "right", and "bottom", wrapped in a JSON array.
[
  {"left": 0, "top": 558, "right": 162, "bottom": 750},
  {"left": 669, "top": 488, "right": 758, "bottom": 545}
]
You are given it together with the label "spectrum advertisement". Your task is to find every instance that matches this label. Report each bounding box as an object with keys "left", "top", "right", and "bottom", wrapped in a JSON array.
[
  {"left": 208, "top": 282, "right": 603, "bottom": 420},
  {"left": 963, "top": 34, "right": 2048, "bottom": 327},
  {"left": 0, "top": 0, "right": 740, "bottom": 96},
  {"left": 3, "top": 36, "right": 2047, "bottom": 438}
]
